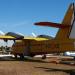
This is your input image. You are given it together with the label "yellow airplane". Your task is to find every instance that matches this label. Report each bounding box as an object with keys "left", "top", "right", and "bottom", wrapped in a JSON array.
[{"left": 0, "top": 3, "right": 75, "bottom": 59}]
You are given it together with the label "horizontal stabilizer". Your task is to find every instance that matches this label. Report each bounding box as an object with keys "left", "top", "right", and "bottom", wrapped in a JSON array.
[{"left": 34, "top": 22, "right": 70, "bottom": 28}]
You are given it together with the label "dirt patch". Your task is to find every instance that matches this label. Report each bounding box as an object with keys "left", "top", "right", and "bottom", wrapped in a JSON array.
[{"left": 0, "top": 57, "right": 74, "bottom": 75}]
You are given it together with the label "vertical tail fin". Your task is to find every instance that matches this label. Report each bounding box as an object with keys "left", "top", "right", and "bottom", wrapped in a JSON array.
[
  {"left": 56, "top": 3, "right": 74, "bottom": 39},
  {"left": 34, "top": 3, "right": 74, "bottom": 39}
]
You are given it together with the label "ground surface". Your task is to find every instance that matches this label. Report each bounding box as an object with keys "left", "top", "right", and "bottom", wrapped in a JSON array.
[{"left": 0, "top": 56, "right": 74, "bottom": 75}]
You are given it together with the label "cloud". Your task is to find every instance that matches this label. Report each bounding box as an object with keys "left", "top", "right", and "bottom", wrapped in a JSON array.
[
  {"left": 0, "top": 30, "right": 5, "bottom": 35},
  {"left": 10, "top": 20, "right": 30, "bottom": 28},
  {"left": 0, "top": 20, "right": 31, "bottom": 29}
]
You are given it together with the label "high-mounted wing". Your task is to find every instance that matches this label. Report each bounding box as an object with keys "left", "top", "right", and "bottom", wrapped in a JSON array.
[
  {"left": 34, "top": 22, "right": 70, "bottom": 28},
  {"left": 0, "top": 35, "right": 16, "bottom": 40}
]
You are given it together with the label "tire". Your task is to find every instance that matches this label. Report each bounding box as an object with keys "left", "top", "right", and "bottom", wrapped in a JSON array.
[
  {"left": 42, "top": 55, "right": 46, "bottom": 59},
  {"left": 14, "top": 54, "right": 17, "bottom": 59}
]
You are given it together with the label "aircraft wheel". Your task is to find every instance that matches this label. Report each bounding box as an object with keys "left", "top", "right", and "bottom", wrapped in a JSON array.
[
  {"left": 14, "top": 54, "right": 17, "bottom": 59},
  {"left": 42, "top": 54, "right": 46, "bottom": 59}
]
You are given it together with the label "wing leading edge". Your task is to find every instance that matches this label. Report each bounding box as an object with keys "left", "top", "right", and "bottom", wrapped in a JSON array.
[{"left": 0, "top": 35, "right": 17, "bottom": 40}]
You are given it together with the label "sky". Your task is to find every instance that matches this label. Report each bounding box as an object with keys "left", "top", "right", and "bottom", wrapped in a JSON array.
[{"left": 0, "top": 0, "right": 74, "bottom": 38}]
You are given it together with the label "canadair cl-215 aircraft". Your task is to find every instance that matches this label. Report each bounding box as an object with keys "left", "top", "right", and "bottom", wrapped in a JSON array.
[{"left": 0, "top": 3, "right": 75, "bottom": 59}]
